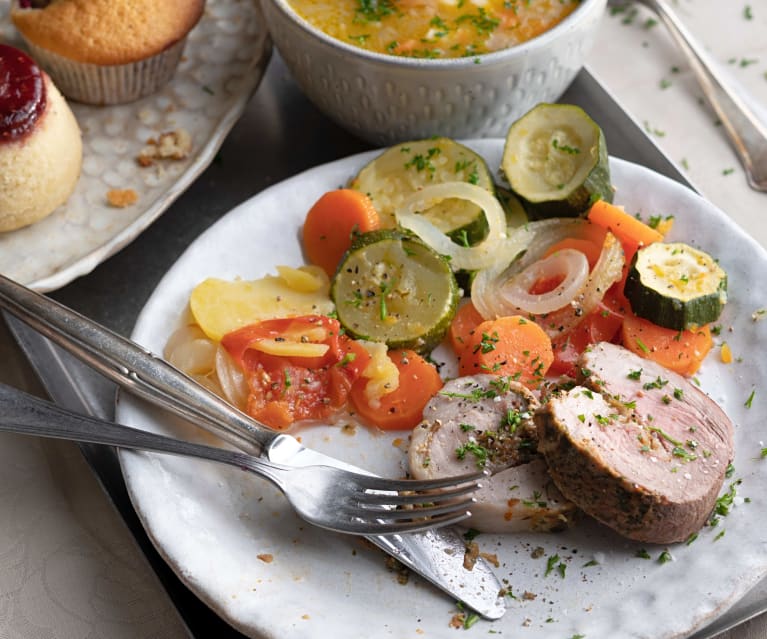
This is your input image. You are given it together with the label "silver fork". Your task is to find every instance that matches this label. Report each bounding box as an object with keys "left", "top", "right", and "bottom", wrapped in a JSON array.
[
  {"left": 0, "top": 382, "right": 481, "bottom": 536},
  {"left": 611, "top": 0, "right": 767, "bottom": 191},
  {"left": 0, "top": 273, "right": 507, "bottom": 620}
]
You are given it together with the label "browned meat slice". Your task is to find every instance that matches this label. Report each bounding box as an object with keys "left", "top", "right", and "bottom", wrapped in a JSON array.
[
  {"left": 409, "top": 375, "right": 577, "bottom": 533},
  {"left": 536, "top": 342, "right": 734, "bottom": 544}
]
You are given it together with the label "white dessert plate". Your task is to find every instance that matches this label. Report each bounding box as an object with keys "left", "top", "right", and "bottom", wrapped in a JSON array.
[
  {"left": 116, "top": 141, "right": 767, "bottom": 639},
  {"left": 0, "top": 0, "right": 270, "bottom": 292}
]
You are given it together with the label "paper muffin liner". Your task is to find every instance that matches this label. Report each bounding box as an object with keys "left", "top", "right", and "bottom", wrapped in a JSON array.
[{"left": 19, "top": 37, "right": 187, "bottom": 105}]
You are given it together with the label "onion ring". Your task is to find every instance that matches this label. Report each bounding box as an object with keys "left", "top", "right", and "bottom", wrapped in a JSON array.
[
  {"left": 394, "top": 181, "right": 507, "bottom": 271},
  {"left": 499, "top": 249, "right": 590, "bottom": 316},
  {"left": 472, "top": 218, "right": 624, "bottom": 336}
]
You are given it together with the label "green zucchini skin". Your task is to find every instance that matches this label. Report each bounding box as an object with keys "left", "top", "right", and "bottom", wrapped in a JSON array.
[
  {"left": 624, "top": 242, "right": 727, "bottom": 331},
  {"left": 501, "top": 103, "right": 614, "bottom": 219},
  {"left": 350, "top": 137, "right": 495, "bottom": 230},
  {"left": 331, "top": 229, "right": 459, "bottom": 353}
]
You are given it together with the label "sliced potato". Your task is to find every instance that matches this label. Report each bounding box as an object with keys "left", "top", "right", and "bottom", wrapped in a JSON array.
[{"left": 190, "top": 266, "right": 335, "bottom": 341}]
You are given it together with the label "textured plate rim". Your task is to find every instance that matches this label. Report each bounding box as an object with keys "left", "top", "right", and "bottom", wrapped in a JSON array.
[{"left": 0, "top": 0, "right": 273, "bottom": 293}]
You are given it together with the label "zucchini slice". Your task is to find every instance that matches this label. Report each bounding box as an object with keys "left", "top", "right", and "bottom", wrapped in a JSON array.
[
  {"left": 501, "top": 103, "right": 613, "bottom": 218},
  {"left": 624, "top": 242, "right": 727, "bottom": 330},
  {"left": 350, "top": 137, "right": 494, "bottom": 238},
  {"left": 331, "top": 229, "right": 459, "bottom": 353}
]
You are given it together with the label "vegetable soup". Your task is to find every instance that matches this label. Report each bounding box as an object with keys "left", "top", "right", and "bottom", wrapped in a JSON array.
[{"left": 288, "top": 0, "right": 582, "bottom": 59}]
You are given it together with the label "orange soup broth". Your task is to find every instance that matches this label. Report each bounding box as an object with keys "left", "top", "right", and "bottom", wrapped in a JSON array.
[{"left": 289, "top": 0, "right": 581, "bottom": 59}]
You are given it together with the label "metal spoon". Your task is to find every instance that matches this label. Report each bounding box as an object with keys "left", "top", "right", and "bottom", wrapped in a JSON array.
[{"left": 613, "top": 0, "right": 767, "bottom": 191}]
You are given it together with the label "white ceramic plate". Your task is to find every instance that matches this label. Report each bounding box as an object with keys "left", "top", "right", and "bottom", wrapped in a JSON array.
[
  {"left": 117, "top": 141, "right": 767, "bottom": 639},
  {"left": 0, "top": 0, "right": 270, "bottom": 292}
]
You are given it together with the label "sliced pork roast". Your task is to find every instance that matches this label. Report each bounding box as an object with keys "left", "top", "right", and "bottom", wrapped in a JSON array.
[
  {"left": 536, "top": 341, "right": 734, "bottom": 544},
  {"left": 409, "top": 375, "right": 577, "bottom": 533}
]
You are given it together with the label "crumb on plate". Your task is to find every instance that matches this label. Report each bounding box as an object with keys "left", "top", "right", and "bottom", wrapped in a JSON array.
[
  {"left": 137, "top": 128, "right": 192, "bottom": 166},
  {"left": 106, "top": 188, "right": 138, "bottom": 208}
]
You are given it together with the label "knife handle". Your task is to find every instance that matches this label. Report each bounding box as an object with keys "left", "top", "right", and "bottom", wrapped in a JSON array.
[{"left": 0, "top": 273, "right": 279, "bottom": 455}]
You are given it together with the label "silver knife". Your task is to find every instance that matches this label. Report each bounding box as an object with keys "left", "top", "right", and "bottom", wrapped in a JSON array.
[{"left": 0, "top": 274, "right": 506, "bottom": 620}]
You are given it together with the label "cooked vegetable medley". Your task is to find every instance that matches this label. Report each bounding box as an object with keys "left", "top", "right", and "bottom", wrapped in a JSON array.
[{"left": 166, "top": 103, "right": 728, "bottom": 435}]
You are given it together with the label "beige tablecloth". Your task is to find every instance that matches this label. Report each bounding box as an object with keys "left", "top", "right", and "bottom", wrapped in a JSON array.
[{"left": 1, "top": 1, "right": 765, "bottom": 637}]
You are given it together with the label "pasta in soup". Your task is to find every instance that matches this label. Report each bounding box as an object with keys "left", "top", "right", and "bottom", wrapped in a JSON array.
[{"left": 289, "top": 0, "right": 581, "bottom": 59}]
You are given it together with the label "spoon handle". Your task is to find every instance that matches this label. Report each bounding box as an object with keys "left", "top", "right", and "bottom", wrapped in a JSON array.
[{"left": 645, "top": 0, "right": 767, "bottom": 191}]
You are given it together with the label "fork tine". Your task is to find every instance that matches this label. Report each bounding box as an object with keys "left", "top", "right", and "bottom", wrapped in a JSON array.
[
  {"left": 356, "top": 481, "right": 481, "bottom": 507},
  {"left": 363, "top": 497, "right": 477, "bottom": 520},
  {"left": 353, "top": 470, "right": 488, "bottom": 493},
  {"left": 340, "top": 509, "right": 474, "bottom": 536}
]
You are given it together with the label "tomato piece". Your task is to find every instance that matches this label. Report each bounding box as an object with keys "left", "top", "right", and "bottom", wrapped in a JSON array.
[
  {"left": 221, "top": 316, "right": 370, "bottom": 430},
  {"left": 549, "top": 286, "right": 627, "bottom": 377},
  {"left": 528, "top": 274, "right": 566, "bottom": 295}
]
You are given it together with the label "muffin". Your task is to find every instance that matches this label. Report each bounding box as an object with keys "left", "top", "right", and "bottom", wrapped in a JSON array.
[
  {"left": 10, "top": 0, "right": 205, "bottom": 104},
  {"left": 0, "top": 43, "right": 82, "bottom": 232}
]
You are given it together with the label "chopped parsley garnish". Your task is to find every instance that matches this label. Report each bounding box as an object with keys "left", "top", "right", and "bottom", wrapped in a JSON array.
[
  {"left": 672, "top": 446, "right": 697, "bottom": 462},
  {"left": 709, "top": 479, "right": 742, "bottom": 526},
  {"left": 463, "top": 613, "right": 480, "bottom": 629},
  {"left": 338, "top": 352, "right": 357, "bottom": 367},
  {"left": 463, "top": 528, "right": 480, "bottom": 541},
  {"left": 379, "top": 280, "right": 393, "bottom": 320},
  {"left": 642, "top": 376, "right": 668, "bottom": 390},
  {"left": 552, "top": 138, "right": 581, "bottom": 154},
  {"left": 745, "top": 389, "right": 756, "bottom": 408},
  {"left": 474, "top": 331, "right": 499, "bottom": 354},
  {"left": 544, "top": 554, "right": 566, "bottom": 577},
  {"left": 354, "top": 0, "right": 397, "bottom": 23},
  {"left": 404, "top": 147, "right": 441, "bottom": 174},
  {"left": 647, "top": 425, "right": 683, "bottom": 447},
  {"left": 501, "top": 408, "right": 529, "bottom": 433},
  {"left": 455, "top": 8, "right": 500, "bottom": 35},
  {"left": 455, "top": 441, "right": 489, "bottom": 468}
]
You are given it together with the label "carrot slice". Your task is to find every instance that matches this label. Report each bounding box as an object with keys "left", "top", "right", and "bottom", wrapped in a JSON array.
[
  {"left": 448, "top": 301, "right": 485, "bottom": 357},
  {"left": 458, "top": 315, "right": 553, "bottom": 387},
  {"left": 302, "top": 189, "right": 381, "bottom": 277},
  {"left": 350, "top": 349, "right": 443, "bottom": 431},
  {"left": 621, "top": 310, "right": 713, "bottom": 376},
  {"left": 587, "top": 199, "right": 663, "bottom": 259}
]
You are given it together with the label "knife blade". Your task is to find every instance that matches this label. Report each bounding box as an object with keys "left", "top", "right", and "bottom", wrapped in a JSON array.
[{"left": 0, "top": 278, "right": 507, "bottom": 621}]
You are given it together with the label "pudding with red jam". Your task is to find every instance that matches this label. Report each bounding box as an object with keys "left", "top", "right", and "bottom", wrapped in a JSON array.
[{"left": 0, "top": 43, "right": 81, "bottom": 232}]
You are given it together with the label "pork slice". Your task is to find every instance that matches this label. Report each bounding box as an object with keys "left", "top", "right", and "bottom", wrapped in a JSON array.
[
  {"left": 579, "top": 342, "right": 734, "bottom": 460},
  {"left": 536, "top": 342, "right": 734, "bottom": 544},
  {"left": 409, "top": 375, "right": 577, "bottom": 533}
]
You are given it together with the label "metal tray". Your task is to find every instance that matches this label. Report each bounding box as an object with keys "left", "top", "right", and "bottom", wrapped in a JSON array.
[{"left": 3, "top": 55, "right": 764, "bottom": 638}]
